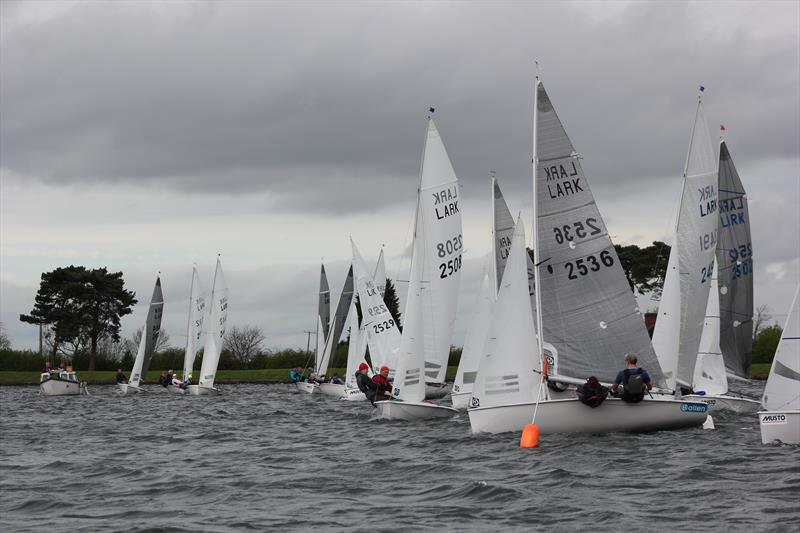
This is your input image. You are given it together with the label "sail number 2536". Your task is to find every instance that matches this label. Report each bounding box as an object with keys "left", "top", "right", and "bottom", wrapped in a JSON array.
[{"left": 564, "top": 250, "right": 614, "bottom": 280}]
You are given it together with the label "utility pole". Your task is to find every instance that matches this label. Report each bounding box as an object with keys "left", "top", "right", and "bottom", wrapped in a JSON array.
[{"left": 303, "top": 330, "right": 314, "bottom": 355}]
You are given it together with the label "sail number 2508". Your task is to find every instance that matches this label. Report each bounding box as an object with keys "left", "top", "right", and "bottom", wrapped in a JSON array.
[{"left": 439, "top": 255, "right": 462, "bottom": 279}]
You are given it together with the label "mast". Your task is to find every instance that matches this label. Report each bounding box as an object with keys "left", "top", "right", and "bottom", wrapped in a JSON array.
[
  {"left": 531, "top": 74, "right": 544, "bottom": 362},
  {"left": 183, "top": 266, "right": 195, "bottom": 379},
  {"left": 490, "top": 171, "right": 498, "bottom": 296}
]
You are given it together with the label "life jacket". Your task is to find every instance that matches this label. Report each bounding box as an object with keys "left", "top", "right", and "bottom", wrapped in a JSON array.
[
  {"left": 622, "top": 368, "right": 645, "bottom": 403},
  {"left": 577, "top": 377, "right": 607, "bottom": 408}
]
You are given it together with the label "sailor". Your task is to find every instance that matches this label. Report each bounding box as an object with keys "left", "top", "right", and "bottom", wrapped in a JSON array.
[
  {"left": 355, "top": 362, "right": 379, "bottom": 405},
  {"left": 330, "top": 374, "right": 344, "bottom": 385},
  {"left": 372, "top": 366, "right": 393, "bottom": 399},
  {"left": 182, "top": 373, "right": 193, "bottom": 387},
  {"left": 610, "top": 352, "right": 651, "bottom": 403},
  {"left": 158, "top": 370, "right": 170, "bottom": 387},
  {"left": 171, "top": 374, "right": 183, "bottom": 388},
  {"left": 289, "top": 367, "right": 304, "bottom": 384},
  {"left": 115, "top": 368, "right": 128, "bottom": 384}
]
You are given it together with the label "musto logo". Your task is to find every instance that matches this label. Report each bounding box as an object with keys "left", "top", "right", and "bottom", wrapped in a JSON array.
[
  {"left": 680, "top": 403, "right": 708, "bottom": 413},
  {"left": 760, "top": 414, "right": 787, "bottom": 425}
]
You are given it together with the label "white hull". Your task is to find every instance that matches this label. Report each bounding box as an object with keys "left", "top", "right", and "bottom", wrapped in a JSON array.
[
  {"left": 340, "top": 387, "right": 367, "bottom": 401},
  {"left": 169, "top": 385, "right": 187, "bottom": 394},
  {"left": 375, "top": 400, "right": 458, "bottom": 420},
  {"left": 40, "top": 379, "right": 86, "bottom": 396},
  {"left": 425, "top": 383, "right": 449, "bottom": 400},
  {"left": 117, "top": 383, "right": 144, "bottom": 395},
  {"left": 758, "top": 410, "right": 800, "bottom": 445},
  {"left": 319, "top": 383, "right": 345, "bottom": 398},
  {"left": 186, "top": 385, "right": 220, "bottom": 396},
  {"left": 683, "top": 394, "right": 761, "bottom": 413},
  {"left": 297, "top": 382, "right": 319, "bottom": 394},
  {"left": 451, "top": 391, "right": 471, "bottom": 410},
  {"left": 468, "top": 398, "right": 709, "bottom": 435}
]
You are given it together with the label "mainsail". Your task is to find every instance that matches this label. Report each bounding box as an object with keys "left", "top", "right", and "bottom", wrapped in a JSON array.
[
  {"left": 717, "top": 141, "right": 754, "bottom": 380},
  {"left": 315, "top": 264, "right": 331, "bottom": 369},
  {"left": 472, "top": 219, "right": 538, "bottom": 409},
  {"left": 374, "top": 249, "right": 387, "bottom": 298},
  {"left": 198, "top": 257, "right": 228, "bottom": 388},
  {"left": 652, "top": 99, "right": 718, "bottom": 389},
  {"left": 762, "top": 285, "right": 800, "bottom": 411},
  {"left": 326, "top": 265, "right": 354, "bottom": 365},
  {"left": 534, "top": 81, "right": 664, "bottom": 386},
  {"left": 344, "top": 298, "right": 367, "bottom": 390},
  {"left": 414, "top": 117, "right": 463, "bottom": 385},
  {"left": 129, "top": 277, "right": 164, "bottom": 387},
  {"left": 351, "top": 239, "right": 401, "bottom": 374},
  {"left": 182, "top": 266, "right": 205, "bottom": 380}
]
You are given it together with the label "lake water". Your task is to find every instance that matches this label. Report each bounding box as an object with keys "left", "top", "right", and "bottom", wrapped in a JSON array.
[{"left": 1, "top": 382, "right": 798, "bottom": 532}]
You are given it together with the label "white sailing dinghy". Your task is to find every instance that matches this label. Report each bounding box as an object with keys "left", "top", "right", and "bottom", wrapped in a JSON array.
[
  {"left": 299, "top": 265, "right": 332, "bottom": 394},
  {"left": 319, "top": 266, "right": 356, "bottom": 397},
  {"left": 652, "top": 97, "right": 719, "bottom": 394},
  {"left": 170, "top": 266, "right": 205, "bottom": 394},
  {"left": 759, "top": 284, "right": 800, "bottom": 444},
  {"left": 686, "top": 140, "right": 759, "bottom": 412},
  {"left": 376, "top": 115, "right": 461, "bottom": 420},
  {"left": 351, "top": 239, "right": 402, "bottom": 381},
  {"left": 187, "top": 257, "right": 228, "bottom": 396},
  {"left": 468, "top": 80, "right": 708, "bottom": 434},
  {"left": 119, "top": 276, "right": 164, "bottom": 394}
]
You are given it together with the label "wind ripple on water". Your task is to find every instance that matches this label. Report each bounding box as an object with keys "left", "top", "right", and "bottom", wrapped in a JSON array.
[{"left": 0, "top": 382, "right": 797, "bottom": 532}]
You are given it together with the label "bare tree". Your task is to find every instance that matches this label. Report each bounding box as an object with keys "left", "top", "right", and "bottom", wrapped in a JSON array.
[
  {"left": 128, "top": 327, "right": 171, "bottom": 353},
  {"left": 97, "top": 334, "right": 129, "bottom": 362},
  {"left": 0, "top": 322, "right": 10, "bottom": 350},
  {"left": 753, "top": 304, "right": 772, "bottom": 340},
  {"left": 224, "top": 325, "right": 265, "bottom": 367}
]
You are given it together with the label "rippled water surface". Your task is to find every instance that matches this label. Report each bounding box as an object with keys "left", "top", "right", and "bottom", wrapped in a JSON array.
[{"left": 1, "top": 382, "right": 798, "bottom": 532}]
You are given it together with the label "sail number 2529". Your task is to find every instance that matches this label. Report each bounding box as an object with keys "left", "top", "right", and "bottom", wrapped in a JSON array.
[{"left": 373, "top": 318, "right": 395, "bottom": 333}]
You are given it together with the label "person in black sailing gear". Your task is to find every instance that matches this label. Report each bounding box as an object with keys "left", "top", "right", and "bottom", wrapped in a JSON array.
[
  {"left": 576, "top": 376, "right": 607, "bottom": 408},
  {"left": 115, "top": 368, "right": 128, "bottom": 384},
  {"left": 611, "top": 352, "right": 651, "bottom": 403},
  {"left": 355, "top": 362, "right": 379, "bottom": 406},
  {"left": 158, "top": 370, "right": 171, "bottom": 387}
]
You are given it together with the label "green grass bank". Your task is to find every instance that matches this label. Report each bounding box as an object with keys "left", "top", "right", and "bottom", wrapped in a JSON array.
[{"left": 0, "top": 365, "right": 769, "bottom": 386}]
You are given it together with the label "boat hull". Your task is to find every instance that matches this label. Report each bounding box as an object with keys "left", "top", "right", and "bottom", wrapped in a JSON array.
[
  {"left": 296, "top": 382, "right": 319, "bottom": 394},
  {"left": 340, "top": 387, "right": 367, "bottom": 401},
  {"left": 425, "top": 383, "right": 449, "bottom": 400},
  {"left": 117, "top": 383, "right": 144, "bottom": 395},
  {"left": 684, "top": 394, "right": 761, "bottom": 413},
  {"left": 40, "top": 379, "right": 86, "bottom": 396},
  {"left": 758, "top": 410, "right": 800, "bottom": 444},
  {"left": 375, "top": 400, "right": 458, "bottom": 420},
  {"left": 468, "top": 398, "right": 709, "bottom": 435},
  {"left": 319, "top": 383, "right": 345, "bottom": 398},
  {"left": 169, "top": 385, "right": 187, "bottom": 394},
  {"left": 186, "top": 385, "right": 220, "bottom": 396}
]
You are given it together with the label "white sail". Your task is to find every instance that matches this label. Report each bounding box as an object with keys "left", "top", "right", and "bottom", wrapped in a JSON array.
[
  {"left": 374, "top": 249, "right": 387, "bottom": 298},
  {"left": 472, "top": 219, "right": 538, "bottom": 409},
  {"left": 413, "top": 117, "right": 463, "bottom": 385},
  {"left": 351, "top": 238, "right": 401, "bottom": 374},
  {"left": 314, "top": 264, "right": 331, "bottom": 369},
  {"left": 182, "top": 266, "right": 205, "bottom": 380},
  {"left": 344, "top": 299, "right": 367, "bottom": 390},
  {"left": 129, "top": 277, "right": 164, "bottom": 388},
  {"left": 452, "top": 258, "right": 495, "bottom": 401},
  {"left": 317, "top": 316, "right": 337, "bottom": 377},
  {"left": 653, "top": 99, "right": 718, "bottom": 389},
  {"left": 327, "top": 266, "right": 354, "bottom": 355},
  {"left": 692, "top": 259, "right": 728, "bottom": 395},
  {"left": 198, "top": 258, "right": 228, "bottom": 389},
  {"left": 762, "top": 285, "right": 800, "bottom": 411}
]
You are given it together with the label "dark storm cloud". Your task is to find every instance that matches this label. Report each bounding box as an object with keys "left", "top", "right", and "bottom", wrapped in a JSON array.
[{"left": 2, "top": 1, "right": 797, "bottom": 214}]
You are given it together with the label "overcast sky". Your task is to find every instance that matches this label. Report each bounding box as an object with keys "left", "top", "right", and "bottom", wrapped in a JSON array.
[{"left": 1, "top": 0, "right": 798, "bottom": 352}]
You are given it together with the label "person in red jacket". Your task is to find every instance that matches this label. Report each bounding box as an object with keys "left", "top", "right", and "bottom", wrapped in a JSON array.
[{"left": 372, "top": 365, "right": 393, "bottom": 399}]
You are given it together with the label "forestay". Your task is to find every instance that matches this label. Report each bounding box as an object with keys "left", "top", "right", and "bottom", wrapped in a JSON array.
[
  {"left": 472, "top": 219, "right": 538, "bottom": 409},
  {"left": 716, "top": 141, "right": 754, "bottom": 380},
  {"left": 762, "top": 285, "right": 800, "bottom": 411},
  {"left": 652, "top": 99, "right": 718, "bottom": 389},
  {"left": 374, "top": 249, "right": 387, "bottom": 298},
  {"left": 692, "top": 260, "right": 728, "bottom": 395},
  {"left": 129, "top": 277, "right": 164, "bottom": 388},
  {"left": 198, "top": 258, "right": 228, "bottom": 388},
  {"left": 351, "top": 239, "right": 401, "bottom": 374},
  {"left": 415, "top": 118, "right": 463, "bottom": 385},
  {"left": 534, "top": 82, "right": 663, "bottom": 386},
  {"left": 182, "top": 266, "right": 205, "bottom": 380}
]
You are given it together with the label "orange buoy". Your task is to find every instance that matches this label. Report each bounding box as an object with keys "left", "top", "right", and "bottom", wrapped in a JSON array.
[{"left": 520, "top": 423, "right": 540, "bottom": 448}]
